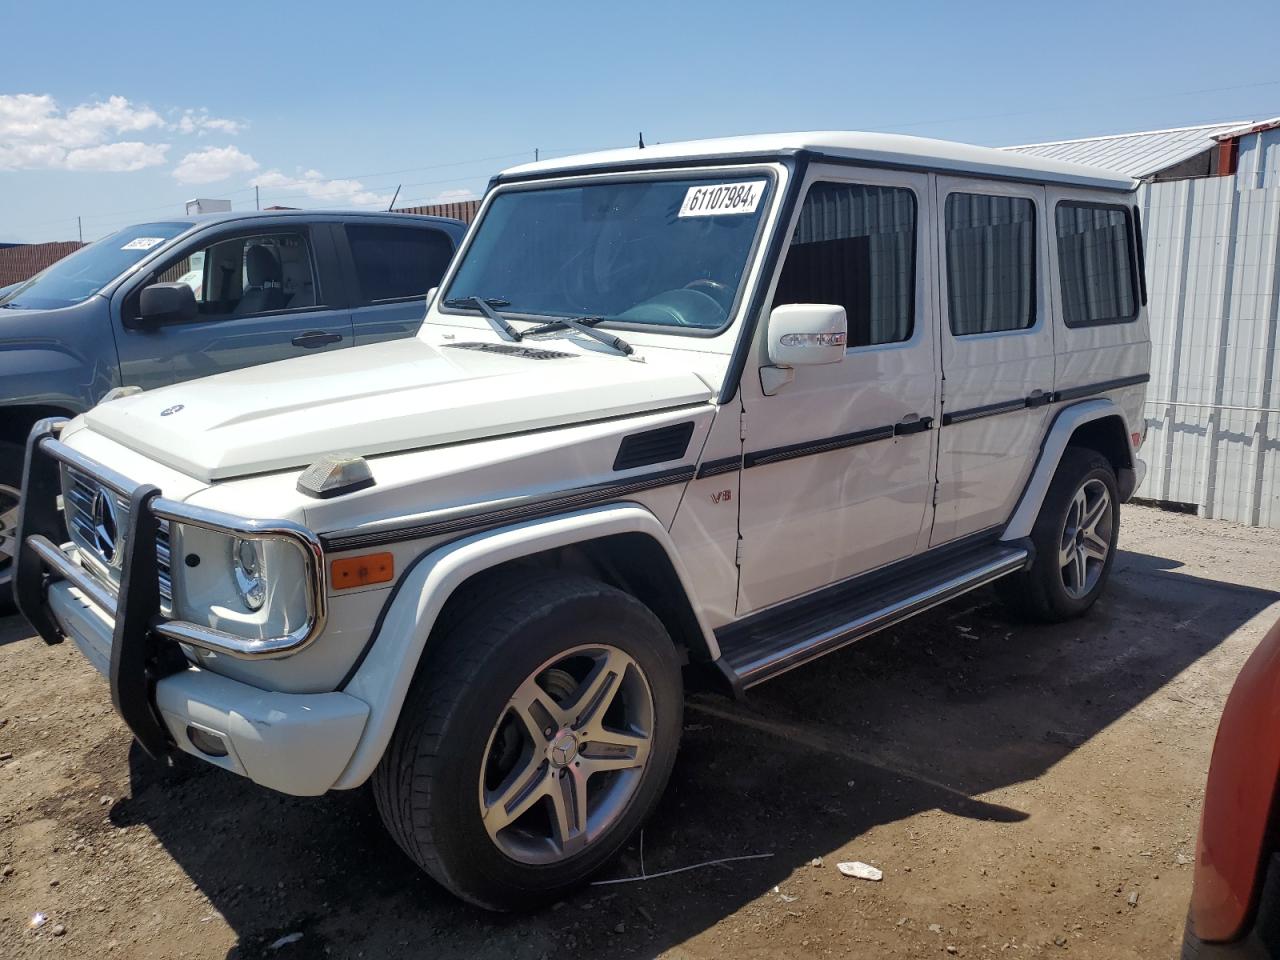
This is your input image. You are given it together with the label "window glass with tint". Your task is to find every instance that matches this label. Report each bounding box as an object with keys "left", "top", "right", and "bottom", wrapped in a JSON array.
[
  {"left": 773, "top": 181, "right": 916, "bottom": 347},
  {"left": 345, "top": 224, "right": 454, "bottom": 303},
  {"left": 945, "top": 193, "right": 1037, "bottom": 336},
  {"left": 156, "top": 232, "right": 317, "bottom": 319},
  {"left": 0, "top": 222, "right": 190, "bottom": 310},
  {"left": 1055, "top": 203, "right": 1137, "bottom": 326}
]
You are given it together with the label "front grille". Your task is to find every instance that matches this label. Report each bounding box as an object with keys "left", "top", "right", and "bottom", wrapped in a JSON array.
[{"left": 61, "top": 466, "right": 171, "bottom": 613}]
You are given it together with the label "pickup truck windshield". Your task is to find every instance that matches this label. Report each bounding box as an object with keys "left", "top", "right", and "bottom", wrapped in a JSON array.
[
  {"left": 443, "top": 175, "right": 772, "bottom": 331},
  {"left": 0, "top": 221, "right": 190, "bottom": 310}
]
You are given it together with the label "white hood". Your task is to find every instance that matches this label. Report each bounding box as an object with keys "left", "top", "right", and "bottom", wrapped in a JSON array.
[{"left": 85, "top": 338, "right": 714, "bottom": 482}]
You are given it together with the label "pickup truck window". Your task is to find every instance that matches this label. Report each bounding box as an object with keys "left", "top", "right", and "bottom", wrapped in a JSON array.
[
  {"left": 158, "top": 231, "right": 318, "bottom": 318},
  {"left": 345, "top": 224, "right": 454, "bottom": 303},
  {"left": 0, "top": 221, "right": 190, "bottom": 310},
  {"left": 443, "top": 176, "right": 772, "bottom": 331}
]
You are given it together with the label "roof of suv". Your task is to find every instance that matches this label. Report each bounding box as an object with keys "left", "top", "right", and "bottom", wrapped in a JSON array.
[{"left": 497, "top": 131, "right": 1138, "bottom": 192}]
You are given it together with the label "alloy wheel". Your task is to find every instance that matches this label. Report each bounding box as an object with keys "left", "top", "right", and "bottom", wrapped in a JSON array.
[
  {"left": 1059, "top": 478, "right": 1112, "bottom": 600},
  {"left": 479, "top": 644, "right": 654, "bottom": 865},
  {"left": 0, "top": 482, "right": 20, "bottom": 588}
]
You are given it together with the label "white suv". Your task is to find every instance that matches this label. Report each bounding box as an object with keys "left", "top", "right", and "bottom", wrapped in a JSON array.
[{"left": 15, "top": 132, "right": 1150, "bottom": 909}]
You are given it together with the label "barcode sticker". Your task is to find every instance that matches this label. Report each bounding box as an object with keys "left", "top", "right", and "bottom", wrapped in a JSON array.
[
  {"left": 121, "top": 237, "right": 166, "bottom": 251},
  {"left": 678, "top": 181, "right": 766, "bottom": 218}
]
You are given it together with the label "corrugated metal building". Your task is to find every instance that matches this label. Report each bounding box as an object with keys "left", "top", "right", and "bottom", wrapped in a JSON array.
[{"left": 1007, "top": 118, "right": 1280, "bottom": 527}]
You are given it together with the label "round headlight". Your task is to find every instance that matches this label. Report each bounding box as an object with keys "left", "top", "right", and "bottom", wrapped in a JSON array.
[{"left": 232, "top": 538, "right": 266, "bottom": 611}]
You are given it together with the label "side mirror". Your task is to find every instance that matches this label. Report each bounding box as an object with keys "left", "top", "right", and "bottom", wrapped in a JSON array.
[
  {"left": 767, "top": 303, "right": 848, "bottom": 367},
  {"left": 130, "top": 282, "right": 197, "bottom": 329},
  {"left": 425, "top": 286, "right": 438, "bottom": 309}
]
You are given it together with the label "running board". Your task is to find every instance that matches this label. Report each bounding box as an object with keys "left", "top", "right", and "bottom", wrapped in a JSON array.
[{"left": 717, "top": 541, "right": 1030, "bottom": 690}]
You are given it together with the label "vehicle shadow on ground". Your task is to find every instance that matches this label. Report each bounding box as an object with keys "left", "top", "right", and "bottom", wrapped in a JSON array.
[{"left": 110, "top": 544, "right": 1278, "bottom": 960}]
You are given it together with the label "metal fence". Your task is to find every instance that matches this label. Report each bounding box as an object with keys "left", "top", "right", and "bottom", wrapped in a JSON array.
[{"left": 1140, "top": 173, "right": 1280, "bottom": 526}]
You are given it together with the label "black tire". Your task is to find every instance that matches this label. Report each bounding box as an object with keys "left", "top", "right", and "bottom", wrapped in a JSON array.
[
  {"left": 372, "top": 573, "right": 683, "bottom": 911},
  {"left": 997, "top": 446, "right": 1120, "bottom": 622},
  {"left": 0, "top": 440, "right": 22, "bottom": 615}
]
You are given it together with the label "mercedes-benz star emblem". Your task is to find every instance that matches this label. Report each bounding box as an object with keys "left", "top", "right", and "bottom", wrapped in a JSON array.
[
  {"left": 160, "top": 404, "right": 184, "bottom": 417},
  {"left": 90, "top": 487, "right": 120, "bottom": 563}
]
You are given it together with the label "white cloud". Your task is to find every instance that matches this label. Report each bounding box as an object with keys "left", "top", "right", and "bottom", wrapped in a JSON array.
[
  {"left": 251, "top": 168, "right": 392, "bottom": 207},
  {"left": 175, "top": 109, "right": 245, "bottom": 136},
  {"left": 172, "top": 145, "right": 259, "bottom": 184},
  {"left": 64, "top": 141, "right": 171, "bottom": 172},
  {"left": 0, "top": 93, "right": 170, "bottom": 171}
]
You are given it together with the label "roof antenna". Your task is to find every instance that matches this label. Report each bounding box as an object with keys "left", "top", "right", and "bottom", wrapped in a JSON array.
[
  {"left": 638, "top": 132, "right": 645, "bottom": 149},
  {"left": 387, "top": 184, "right": 402, "bottom": 211}
]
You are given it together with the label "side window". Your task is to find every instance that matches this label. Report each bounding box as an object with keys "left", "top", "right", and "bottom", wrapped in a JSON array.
[
  {"left": 345, "top": 224, "right": 454, "bottom": 304},
  {"left": 944, "top": 193, "right": 1037, "bottom": 336},
  {"left": 1055, "top": 202, "right": 1138, "bottom": 326},
  {"left": 156, "top": 232, "right": 317, "bottom": 319},
  {"left": 773, "top": 181, "right": 916, "bottom": 348}
]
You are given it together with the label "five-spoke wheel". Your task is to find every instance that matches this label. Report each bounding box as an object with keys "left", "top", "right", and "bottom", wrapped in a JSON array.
[{"left": 1059, "top": 478, "right": 1112, "bottom": 600}]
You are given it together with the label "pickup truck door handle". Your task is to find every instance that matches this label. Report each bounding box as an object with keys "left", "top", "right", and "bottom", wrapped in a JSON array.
[{"left": 291, "top": 331, "right": 343, "bottom": 349}]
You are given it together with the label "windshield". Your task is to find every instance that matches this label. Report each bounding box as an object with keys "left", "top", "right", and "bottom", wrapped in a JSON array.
[
  {"left": 443, "top": 175, "right": 773, "bottom": 331},
  {"left": 0, "top": 221, "right": 191, "bottom": 310}
]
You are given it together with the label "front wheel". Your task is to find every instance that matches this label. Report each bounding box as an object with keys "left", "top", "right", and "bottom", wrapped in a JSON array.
[
  {"left": 0, "top": 440, "right": 23, "bottom": 614},
  {"left": 997, "top": 447, "right": 1120, "bottom": 622},
  {"left": 372, "top": 573, "right": 683, "bottom": 910}
]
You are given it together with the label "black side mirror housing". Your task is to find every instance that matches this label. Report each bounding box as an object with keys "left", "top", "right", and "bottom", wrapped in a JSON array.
[{"left": 129, "top": 283, "right": 197, "bottom": 329}]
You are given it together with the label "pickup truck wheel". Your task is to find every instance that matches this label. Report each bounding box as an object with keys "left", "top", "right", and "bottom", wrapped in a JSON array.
[
  {"left": 997, "top": 447, "right": 1119, "bottom": 622},
  {"left": 0, "top": 440, "right": 22, "bottom": 613},
  {"left": 372, "top": 573, "right": 683, "bottom": 910}
]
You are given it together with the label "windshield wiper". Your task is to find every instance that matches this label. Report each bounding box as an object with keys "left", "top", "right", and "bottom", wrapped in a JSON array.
[
  {"left": 525, "top": 315, "right": 634, "bottom": 357},
  {"left": 442, "top": 296, "right": 522, "bottom": 342}
]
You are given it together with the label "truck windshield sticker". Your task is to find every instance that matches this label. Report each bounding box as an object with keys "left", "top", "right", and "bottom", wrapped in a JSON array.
[
  {"left": 678, "top": 181, "right": 766, "bottom": 218},
  {"left": 121, "top": 237, "right": 166, "bottom": 251}
]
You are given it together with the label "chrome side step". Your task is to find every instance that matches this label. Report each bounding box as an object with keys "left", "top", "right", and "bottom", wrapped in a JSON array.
[{"left": 718, "top": 542, "right": 1030, "bottom": 690}]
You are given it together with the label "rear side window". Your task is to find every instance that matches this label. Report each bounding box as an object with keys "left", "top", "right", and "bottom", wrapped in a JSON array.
[
  {"left": 944, "top": 193, "right": 1037, "bottom": 336},
  {"left": 1055, "top": 202, "right": 1138, "bottom": 326},
  {"left": 345, "top": 224, "right": 454, "bottom": 303},
  {"left": 773, "top": 181, "right": 916, "bottom": 348}
]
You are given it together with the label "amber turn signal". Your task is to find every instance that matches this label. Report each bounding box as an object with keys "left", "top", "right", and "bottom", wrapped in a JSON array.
[{"left": 331, "top": 552, "right": 394, "bottom": 590}]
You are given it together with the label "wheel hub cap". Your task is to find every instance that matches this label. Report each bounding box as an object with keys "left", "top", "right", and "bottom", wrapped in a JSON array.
[{"left": 548, "top": 729, "right": 580, "bottom": 767}]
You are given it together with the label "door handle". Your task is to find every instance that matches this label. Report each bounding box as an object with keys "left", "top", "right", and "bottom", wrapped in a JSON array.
[
  {"left": 1025, "top": 389, "right": 1052, "bottom": 408},
  {"left": 894, "top": 413, "right": 933, "bottom": 436},
  {"left": 292, "top": 331, "right": 343, "bottom": 349}
]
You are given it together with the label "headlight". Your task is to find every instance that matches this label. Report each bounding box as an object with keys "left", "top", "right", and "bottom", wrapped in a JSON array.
[{"left": 232, "top": 538, "right": 266, "bottom": 611}]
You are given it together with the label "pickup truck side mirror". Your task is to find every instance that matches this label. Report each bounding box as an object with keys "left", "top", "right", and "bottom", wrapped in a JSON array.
[
  {"left": 130, "top": 282, "right": 197, "bottom": 329},
  {"left": 767, "top": 303, "right": 848, "bottom": 367}
]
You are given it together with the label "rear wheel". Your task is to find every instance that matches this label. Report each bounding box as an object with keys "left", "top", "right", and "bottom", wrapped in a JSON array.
[
  {"left": 997, "top": 446, "right": 1120, "bottom": 622},
  {"left": 0, "top": 440, "right": 22, "bottom": 614},
  {"left": 372, "top": 573, "right": 683, "bottom": 910}
]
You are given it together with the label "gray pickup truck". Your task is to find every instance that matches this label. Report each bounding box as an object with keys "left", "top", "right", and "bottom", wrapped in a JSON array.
[{"left": 0, "top": 209, "right": 466, "bottom": 606}]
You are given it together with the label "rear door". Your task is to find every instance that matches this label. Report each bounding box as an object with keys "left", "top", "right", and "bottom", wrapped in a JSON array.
[
  {"left": 931, "top": 177, "right": 1054, "bottom": 545},
  {"left": 111, "top": 222, "right": 354, "bottom": 388},
  {"left": 339, "top": 221, "right": 457, "bottom": 345}
]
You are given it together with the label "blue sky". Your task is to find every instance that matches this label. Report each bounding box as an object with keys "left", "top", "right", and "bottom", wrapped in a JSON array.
[{"left": 3, "top": 0, "right": 1278, "bottom": 243}]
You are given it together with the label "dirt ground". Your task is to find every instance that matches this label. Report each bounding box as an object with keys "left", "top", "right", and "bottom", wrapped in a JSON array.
[{"left": 2, "top": 504, "right": 1279, "bottom": 960}]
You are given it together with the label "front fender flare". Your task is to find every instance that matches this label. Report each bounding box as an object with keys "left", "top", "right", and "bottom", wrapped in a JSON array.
[
  {"left": 1002, "top": 399, "right": 1134, "bottom": 541},
  {"left": 332, "top": 501, "right": 715, "bottom": 789}
]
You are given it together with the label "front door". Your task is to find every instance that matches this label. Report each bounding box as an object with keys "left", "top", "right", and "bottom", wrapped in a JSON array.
[
  {"left": 931, "top": 176, "right": 1055, "bottom": 545},
  {"left": 736, "top": 167, "right": 939, "bottom": 615},
  {"left": 111, "top": 224, "right": 353, "bottom": 389}
]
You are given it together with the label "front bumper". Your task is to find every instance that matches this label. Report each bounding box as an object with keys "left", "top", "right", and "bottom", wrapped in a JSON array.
[
  {"left": 16, "top": 419, "right": 363, "bottom": 794},
  {"left": 49, "top": 581, "right": 368, "bottom": 795}
]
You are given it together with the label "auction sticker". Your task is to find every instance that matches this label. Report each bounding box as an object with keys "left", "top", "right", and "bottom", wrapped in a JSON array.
[
  {"left": 678, "top": 181, "right": 766, "bottom": 217},
  {"left": 121, "top": 237, "right": 166, "bottom": 251}
]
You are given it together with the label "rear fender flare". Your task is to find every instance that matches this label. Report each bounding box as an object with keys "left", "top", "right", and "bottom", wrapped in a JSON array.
[
  {"left": 333, "top": 502, "right": 715, "bottom": 789},
  {"left": 1002, "top": 399, "right": 1134, "bottom": 541}
]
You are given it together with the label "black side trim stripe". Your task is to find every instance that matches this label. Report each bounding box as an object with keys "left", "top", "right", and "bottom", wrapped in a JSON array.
[
  {"left": 941, "top": 374, "right": 1150, "bottom": 426},
  {"left": 696, "top": 456, "right": 742, "bottom": 479},
  {"left": 745, "top": 425, "right": 895, "bottom": 469},
  {"left": 1051, "top": 373, "right": 1150, "bottom": 403},
  {"left": 322, "top": 465, "right": 696, "bottom": 552}
]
